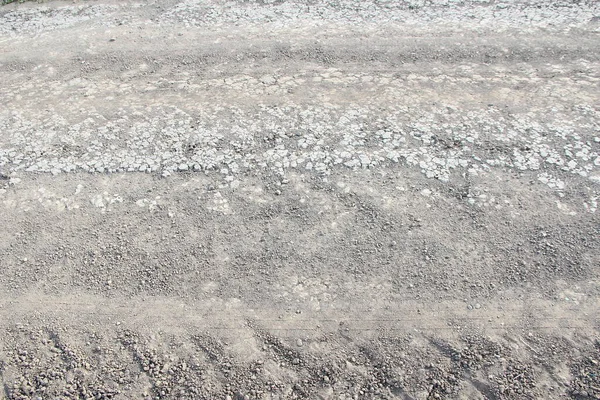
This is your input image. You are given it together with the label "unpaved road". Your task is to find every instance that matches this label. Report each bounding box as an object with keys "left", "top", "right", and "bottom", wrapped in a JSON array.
[{"left": 0, "top": 0, "right": 599, "bottom": 399}]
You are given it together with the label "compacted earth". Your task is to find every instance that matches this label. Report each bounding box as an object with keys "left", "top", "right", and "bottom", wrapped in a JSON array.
[{"left": 0, "top": 0, "right": 599, "bottom": 399}]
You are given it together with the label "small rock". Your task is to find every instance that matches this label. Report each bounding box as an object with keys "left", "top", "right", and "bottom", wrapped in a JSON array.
[
  {"left": 474, "top": 303, "right": 481, "bottom": 309},
  {"left": 296, "top": 339, "right": 303, "bottom": 347},
  {"left": 109, "top": 38, "right": 116, "bottom": 42},
  {"left": 260, "top": 75, "right": 276, "bottom": 85}
]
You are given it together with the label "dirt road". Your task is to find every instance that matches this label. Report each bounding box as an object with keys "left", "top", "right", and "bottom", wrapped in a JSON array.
[{"left": 0, "top": 0, "right": 599, "bottom": 399}]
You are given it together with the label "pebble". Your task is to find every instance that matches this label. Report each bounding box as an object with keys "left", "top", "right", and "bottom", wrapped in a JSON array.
[
  {"left": 260, "top": 75, "right": 276, "bottom": 85},
  {"left": 296, "top": 339, "right": 303, "bottom": 347}
]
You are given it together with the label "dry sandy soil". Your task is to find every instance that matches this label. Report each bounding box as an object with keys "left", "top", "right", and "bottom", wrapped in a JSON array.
[{"left": 0, "top": 0, "right": 599, "bottom": 399}]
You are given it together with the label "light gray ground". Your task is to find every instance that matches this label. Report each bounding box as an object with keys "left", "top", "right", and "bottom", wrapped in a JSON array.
[{"left": 0, "top": 0, "right": 599, "bottom": 399}]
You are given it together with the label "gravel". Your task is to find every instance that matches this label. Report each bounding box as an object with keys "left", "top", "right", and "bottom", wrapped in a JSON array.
[{"left": 0, "top": 0, "right": 598, "bottom": 399}]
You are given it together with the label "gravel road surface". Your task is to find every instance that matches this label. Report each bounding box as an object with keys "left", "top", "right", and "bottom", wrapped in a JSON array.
[{"left": 1, "top": 0, "right": 599, "bottom": 399}]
